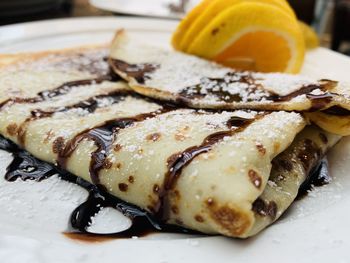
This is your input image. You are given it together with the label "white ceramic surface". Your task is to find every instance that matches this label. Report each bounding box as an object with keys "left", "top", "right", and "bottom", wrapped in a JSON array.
[
  {"left": 89, "top": 0, "right": 200, "bottom": 19},
  {"left": 0, "top": 17, "right": 350, "bottom": 263}
]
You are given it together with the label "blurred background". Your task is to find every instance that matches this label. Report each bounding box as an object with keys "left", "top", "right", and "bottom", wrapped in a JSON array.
[{"left": 0, "top": 0, "right": 349, "bottom": 55}]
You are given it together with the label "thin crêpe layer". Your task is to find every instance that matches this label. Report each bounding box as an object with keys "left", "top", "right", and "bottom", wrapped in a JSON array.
[
  {"left": 0, "top": 45, "right": 339, "bottom": 238},
  {"left": 109, "top": 31, "right": 350, "bottom": 136},
  {"left": 247, "top": 125, "right": 340, "bottom": 237},
  {"left": 0, "top": 45, "right": 113, "bottom": 105}
]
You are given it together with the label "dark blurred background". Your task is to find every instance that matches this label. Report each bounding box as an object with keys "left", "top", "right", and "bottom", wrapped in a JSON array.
[{"left": 0, "top": 0, "right": 349, "bottom": 55}]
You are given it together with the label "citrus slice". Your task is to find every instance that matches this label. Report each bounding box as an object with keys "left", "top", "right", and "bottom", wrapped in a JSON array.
[
  {"left": 171, "top": 0, "right": 212, "bottom": 50},
  {"left": 186, "top": 2, "right": 305, "bottom": 73},
  {"left": 299, "top": 21, "right": 319, "bottom": 49},
  {"left": 172, "top": 0, "right": 296, "bottom": 51}
]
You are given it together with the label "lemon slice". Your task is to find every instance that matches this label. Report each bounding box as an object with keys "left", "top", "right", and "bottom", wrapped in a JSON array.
[
  {"left": 299, "top": 21, "right": 319, "bottom": 49},
  {"left": 173, "top": 0, "right": 296, "bottom": 52},
  {"left": 186, "top": 2, "right": 305, "bottom": 73},
  {"left": 171, "top": 0, "right": 212, "bottom": 50}
]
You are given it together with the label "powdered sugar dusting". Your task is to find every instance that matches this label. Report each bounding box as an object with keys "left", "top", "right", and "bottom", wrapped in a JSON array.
[
  {"left": 112, "top": 37, "right": 348, "bottom": 111},
  {"left": 253, "top": 72, "right": 316, "bottom": 96},
  {"left": 180, "top": 72, "right": 273, "bottom": 103},
  {"left": 143, "top": 51, "right": 229, "bottom": 92},
  {"left": 4, "top": 48, "right": 110, "bottom": 77}
]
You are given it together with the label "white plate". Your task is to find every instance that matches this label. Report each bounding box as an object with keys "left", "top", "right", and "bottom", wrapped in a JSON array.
[
  {"left": 0, "top": 17, "right": 350, "bottom": 263},
  {"left": 89, "top": 0, "right": 200, "bottom": 19}
]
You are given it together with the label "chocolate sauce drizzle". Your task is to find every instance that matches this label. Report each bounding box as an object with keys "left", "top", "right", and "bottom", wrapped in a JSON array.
[
  {"left": 0, "top": 75, "right": 120, "bottom": 110},
  {"left": 0, "top": 137, "right": 57, "bottom": 182},
  {"left": 108, "top": 59, "right": 350, "bottom": 115},
  {"left": 57, "top": 106, "right": 175, "bottom": 185},
  {"left": 33, "top": 90, "right": 133, "bottom": 118},
  {"left": 178, "top": 73, "right": 268, "bottom": 103},
  {"left": 251, "top": 159, "right": 331, "bottom": 218},
  {"left": 252, "top": 198, "right": 278, "bottom": 219},
  {"left": 0, "top": 108, "right": 263, "bottom": 238},
  {"left": 252, "top": 136, "right": 330, "bottom": 218},
  {"left": 0, "top": 111, "right": 260, "bottom": 238},
  {"left": 0, "top": 135, "right": 197, "bottom": 238},
  {"left": 15, "top": 90, "right": 135, "bottom": 147},
  {"left": 179, "top": 76, "right": 335, "bottom": 107},
  {"left": 0, "top": 55, "right": 339, "bottom": 239},
  {"left": 50, "top": 53, "right": 113, "bottom": 77},
  {"left": 178, "top": 74, "right": 347, "bottom": 113},
  {"left": 322, "top": 105, "right": 350, "bottom": 116},
  {"left": 0, "top": 120, "right": 331, "bottom": 239},
  {"left": 297, "top": 158, "right": 331, "bottom": 199},
  {"left": 156, "top": 115, "right": 260, "bottom": 220},
  {"left": 109, "top": 59, "right": 159, "bottom": 84}
]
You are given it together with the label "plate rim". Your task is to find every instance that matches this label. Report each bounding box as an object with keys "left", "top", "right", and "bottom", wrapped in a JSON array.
[
  {"left": 0, "top": 16, "right": 178, "bottom": 50},
  {"left": 89, "top": 0, "right": 184, "bottom": 19}
]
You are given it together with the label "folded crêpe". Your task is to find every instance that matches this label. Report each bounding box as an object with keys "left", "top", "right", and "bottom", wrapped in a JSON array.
[
  {"left": 109, "top": 31, "right": 350, "bottom": 136},
  {"left": 0, "top": 45, "right": 340, "bottom": 238}
]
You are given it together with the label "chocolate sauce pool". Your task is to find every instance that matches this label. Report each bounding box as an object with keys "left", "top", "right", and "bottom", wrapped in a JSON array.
[
  {"left": 0, "top": 135, "right": 198, "bottom": 239},
  {"left": 297, "top": 158, "right": 331, "bottom": 199}
]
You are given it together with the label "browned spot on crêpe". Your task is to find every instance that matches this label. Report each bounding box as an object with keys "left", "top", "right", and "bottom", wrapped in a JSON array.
[
  {"left": 252, "top": 198, "right": 277, "bottom": 220},
  {"left": 6, "top": 123, "right": 18, "bottom": 136},
  {"left": 146, "top": 132, "right": 161, "bottom": 142},
  {"left": 115, "top": 162, "right": 122, "bottom": 169},
  {"left": 255, "top": 142, "right": 266, "bottom": 155},
  {"left": 206, "top": 198, "right": 215, "bottom": 206},
  {"left": 118, "top": 183, "right": 128, "bottom": 192},
  {"left": 153, "top": 184, "right": 160, "bottom": 194},
  {"left": 173, "top": 189, "right": 181, "bottom": 200},
  {"left": 52, "top": 137, "right": 65, "bottom": 154},
  {"left": 138, "top": 148, "right": 143, "bottom": 154},
  {"left": 128, "top": 176, "right": 134, "bottom": 183},
  {"left": 174, "top": 133, "right": 186, "bottom": 141},
  {"left": 16, "top": 125, "right": 27, "bottom": 146},
  {"left": 319, "top": 133, "right": 328, "bottom": 144},
  {"left": 102, "top": 159, "right": 113, "bottom": 169},
  {"left": 148, "top": 195, "right": 159, "bottom": 212},
  {"left": 274, "top": 142, "right": 281, "bottom": 152},
  {"left": 171, "top": 205, "right": 179, "bottom": 214},
  {"left": 114, "top": 144, "right": 122, "bottom": 152},
  {"left": 208, "top": 204, "right": 251, "bottom": 236},
  {"left": 195, "top": 215, "right": 205, "bottom": 223},
  {"left": 248, "top": 169, "right": 262, "bottom": 189},
  {"left": 44, "top": 130, "right": 55, "bottom": 144}
]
